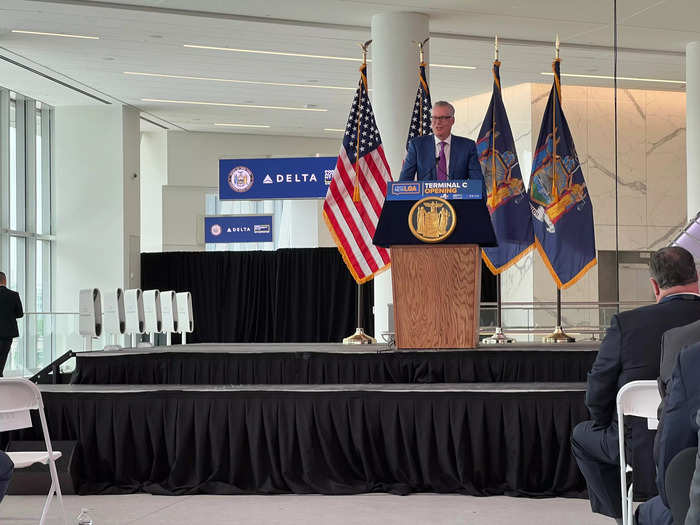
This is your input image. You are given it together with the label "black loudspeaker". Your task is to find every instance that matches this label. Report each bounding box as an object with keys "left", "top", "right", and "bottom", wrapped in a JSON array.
[{"left": 5, "top": 440, "right": 79, "bottom": 495}]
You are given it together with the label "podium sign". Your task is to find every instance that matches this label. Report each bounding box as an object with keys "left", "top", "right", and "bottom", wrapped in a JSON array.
[
  {"left": 387, "top": 180, "right": 483, "bottom": 201},
  {"left": 373, "top": 181, "right": 496, "bottom": 349}
]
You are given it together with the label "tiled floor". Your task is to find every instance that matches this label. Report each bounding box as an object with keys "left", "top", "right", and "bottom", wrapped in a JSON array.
[{"left": 0, "top": 493, "right": 614, "bottom": 524}]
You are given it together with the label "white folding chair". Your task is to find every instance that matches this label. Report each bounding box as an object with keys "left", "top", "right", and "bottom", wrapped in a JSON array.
[
  {"left": 0, "top": 378, "right": 67, "bottom": 525},
  {"left": 616, "top": 380, "right": 661, "bottom": 525}
]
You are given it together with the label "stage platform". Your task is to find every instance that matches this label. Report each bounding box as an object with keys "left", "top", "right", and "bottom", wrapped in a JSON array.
[
  {"left": 8, "top": 382, "right": 588, "bottom": 497},
  {"left": 70, "top": 342, "right": 599, "bottom": 385}
]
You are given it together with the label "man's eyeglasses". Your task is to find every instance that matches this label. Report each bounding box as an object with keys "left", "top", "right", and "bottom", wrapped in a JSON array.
[{"left": 431, "top": 115, "right": 453, "bottom": 122}]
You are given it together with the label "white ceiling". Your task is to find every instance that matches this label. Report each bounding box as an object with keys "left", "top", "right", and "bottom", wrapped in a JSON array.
[{"left": 0, "top": 0, "right": 695, "bottom": 137}]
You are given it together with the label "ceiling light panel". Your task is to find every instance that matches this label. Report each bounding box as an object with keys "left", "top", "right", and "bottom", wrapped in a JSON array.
[
  {"left": 11, "top": 30, "right": 99, "bottom": 40},
  {"left": 541, "top": 72, "right": 685, "bottom": 84},
  {"left": 125, "top": 71, "right": 355, "bottom": 90},
  {"left": 142, "top": 98, "right": 328, "bottom": 111}
]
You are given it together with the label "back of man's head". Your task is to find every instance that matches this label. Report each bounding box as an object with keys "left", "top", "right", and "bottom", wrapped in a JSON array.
[
  {"left": 0, "top": 272, "right": 5, "bottom": 285},
  {"left": 649, "top": 246, "right": 698, "bottom": 289}
]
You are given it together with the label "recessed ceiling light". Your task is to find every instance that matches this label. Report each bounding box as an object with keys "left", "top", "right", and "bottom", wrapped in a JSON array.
[
  {"left": 215, "top": 123, "right": 271, "bottom": 128},
  {"left": 540, "top": 72, "right": 685, "bottom": 84},
  {"left": 141, "top": 98, "right": 328, "bottom": 111},
  {"left": 123, "top": 71, "right": 355, "bottom": 90},
  {"left": 432, "top": 64, "right": 476, "bottom": 70},
  {"left": 184, "top": 44, "right": 361, "bottom": 62},
  {"left": 11, "top": 29, "right": 99, "bottom": 40},
  {"left": 184, "top": 44, "right": 474, "bottom": 69},
  {"left": 324, "top": 128, "right": 345, "bottom": 132}
]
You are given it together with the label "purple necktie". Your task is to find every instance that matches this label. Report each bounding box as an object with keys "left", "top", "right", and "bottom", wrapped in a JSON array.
[{"left": 437, "top": 141, "right": 447, "bottom": 181}]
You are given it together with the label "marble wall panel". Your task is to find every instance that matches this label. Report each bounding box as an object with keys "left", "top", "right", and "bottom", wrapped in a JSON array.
[
  {"left": 645, "top": 91, "right": 686, "bottom": 228},
  {"left": 614, "top": 90, "right": 648, "bottom": 227},
  {"left": 648, "top": 224, "right": 686, "bottom": 250},
  {"left": 586, "top": 97, "right": 617, "bottom": 227}
]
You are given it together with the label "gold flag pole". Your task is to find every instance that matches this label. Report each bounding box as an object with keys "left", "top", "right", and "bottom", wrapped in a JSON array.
[
  {"left": 544, "top": 34, "right": 575, "bottom": 344},
  {"left": 344, "top": 39, "right": 376, "bottom": 345},
  {"left": 484, "top": 35, "right": 514, "bottom": 345},
  {"left": 413, "top": 38, "right": 430, "bottom": 136}
]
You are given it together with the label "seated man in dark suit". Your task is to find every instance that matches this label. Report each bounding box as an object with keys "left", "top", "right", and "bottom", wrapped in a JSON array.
[
  {"left": 686, "top": 411, "right": 700, "bottom": 524},
  {"left": 655, "top": 319, "right": 700, "bottom": 463},
  {"left": 659, "top": 318, "right": 700, "bottom": 408},
  {"left": 0, "top": 450, "right": 13, "bottom": 503},
  {"left": 399, "top": 101, "right": 484, "bottom": 191},
  {"left": 572, "top": 246, "right": 700, "bottom": 524},
  {"left": 637, "top": 344, "right": 700, "bottom": 525}
]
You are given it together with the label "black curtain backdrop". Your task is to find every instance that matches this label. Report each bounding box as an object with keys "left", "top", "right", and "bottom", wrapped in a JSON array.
[
  {"left": 141, "top": 249, "right": 496, "bottom": 344},
  {"left": 141, "top": 249, "right": 374, "bottom": 343},
  {"left": 7, "top": 389, "right": 588, "bottom": 497},
  {"left": 71, "top": 350, "right": 596, "bottom": 385}
]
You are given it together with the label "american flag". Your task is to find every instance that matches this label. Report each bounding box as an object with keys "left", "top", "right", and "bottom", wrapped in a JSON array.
[
  {"left": 322, "top": 62, "right": 392, "bottom": 284},
  {"left": 406, "top": 61, "right": 432, "bottom": 149}
]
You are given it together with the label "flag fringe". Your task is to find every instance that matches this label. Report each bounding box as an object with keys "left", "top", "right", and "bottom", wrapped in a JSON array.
[
  {"left": 482, "top": 242, "right": 535, "bottom": 275},
  {"left": 533, "top": 237, "right": 597, "bottom": 289},
  {"left": 322, "top": 210, "right": 391, "bottom": 284}
]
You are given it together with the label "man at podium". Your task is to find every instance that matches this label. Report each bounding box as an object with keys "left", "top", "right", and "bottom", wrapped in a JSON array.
[{"left": 399, "top": 101, "right": 484, "bottom": 188}]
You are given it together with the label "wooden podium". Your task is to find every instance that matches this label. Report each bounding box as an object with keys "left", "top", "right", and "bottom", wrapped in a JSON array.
[
  {"left": 373, "top": 181, "right": 497, "bottom": 349},
  {"left": 391, "top": 244, "right": 481, "bottom": 348}
]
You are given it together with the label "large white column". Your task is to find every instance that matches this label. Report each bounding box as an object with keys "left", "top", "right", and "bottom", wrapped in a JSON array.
[
  {"left": 687, "top": 42, "right": 700, "bottom": 220},
  {"left": 54, "top": 105, "right": 140, "bottom": 311},
  {"left": 370, "top": 13, "right": 429, "bottom": 338}
]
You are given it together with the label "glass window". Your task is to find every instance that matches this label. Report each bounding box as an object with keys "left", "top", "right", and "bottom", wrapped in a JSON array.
[
  {"left": 9, "top": 98, "right": 16, "bottom": 231},
  {"left": 0, "top": 88, "right": 53, "bottom": 376}
]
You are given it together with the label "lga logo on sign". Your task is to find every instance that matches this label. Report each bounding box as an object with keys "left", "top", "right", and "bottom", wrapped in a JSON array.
[
  {"left": 254, "top": 224, "right": 271, "bottom": 234},
  {"left": 324, "top": 169, "right": 334, "bottom": 185}
]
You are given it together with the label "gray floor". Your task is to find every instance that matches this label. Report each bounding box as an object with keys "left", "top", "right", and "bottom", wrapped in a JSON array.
[{"left": 0, "top": 494, "right": 613, "bottom": 524}]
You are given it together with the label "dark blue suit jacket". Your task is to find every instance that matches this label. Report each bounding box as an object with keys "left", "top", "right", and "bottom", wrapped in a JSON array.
[
  {"left": 398, "top": 134, "right": 484, "bottom": 185},
  {"left": 655, "top": 343, "right": 700, "bottom": 507},
  {"left": 586, "top": 294, "right": 700, "bottom": 498},
  {"left": 0, "top": 286, "right": 23, "bottom": 339}
]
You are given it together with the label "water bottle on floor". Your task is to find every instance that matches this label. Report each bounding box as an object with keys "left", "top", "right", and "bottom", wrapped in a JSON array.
[{"left": 77, "top": 508, "right": 93, "bottom": 525}]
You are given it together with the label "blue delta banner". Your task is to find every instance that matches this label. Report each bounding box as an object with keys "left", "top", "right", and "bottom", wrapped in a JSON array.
[
  {"left": 528, "top": 59, "right": 596, "bottom": 289},
  {"left": 477, "top": 60, "right": 534, "bottom": 274},
  {"left": 205, "top": 215, "right": 273, "bottom": 243},
  {"left": 219, "top": 157, "right": 336, "bottom": 200}
]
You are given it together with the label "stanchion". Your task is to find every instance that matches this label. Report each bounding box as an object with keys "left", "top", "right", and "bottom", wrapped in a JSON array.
[
  {"left": 343, "top": 283, "right": 376, "bottom": 344},
  {"left": 543, "top": 288, "right": 575, "bottom": 343},
  {"left": 483, "top": 274, "right": 514, "bottom": 344}
]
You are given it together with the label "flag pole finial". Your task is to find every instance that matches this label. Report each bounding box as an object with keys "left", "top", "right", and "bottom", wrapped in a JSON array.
[
  {"left": 555, "top": 34, "right": 560, "bottom": 59},
  {"left": 360, "top": 40, "right": 372, "bottom": 65},
  {"left": 413, "top": 38, "right": 430, "bottom": 63},
  {"left": 494, "top": 35, "right": 499, "bottom": 61}
]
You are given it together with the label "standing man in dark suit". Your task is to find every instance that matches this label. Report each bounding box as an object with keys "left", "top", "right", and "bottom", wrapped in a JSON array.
[
  {"left": 0, "top": 271, "right": 23, "bottom": 377},
  {"left": 399, "top": 101, "right": 485, "bottom": 191},
  {"left": 636, "top": 344, "right": 700, "bottom": 525},
  {"left": 571, "top": 246, "right": 700, "bottom": 524}
]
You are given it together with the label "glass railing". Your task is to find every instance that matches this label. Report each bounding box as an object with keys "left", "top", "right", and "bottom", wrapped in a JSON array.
[
  {"left": 4, "top": 301, "right": 655, "bottom": 377},
  {"left": 3, "top": 312, "right": 122, "bottom": 378},
  {"left": 478, "top": 300, "right": 654, "bottom": 341}
]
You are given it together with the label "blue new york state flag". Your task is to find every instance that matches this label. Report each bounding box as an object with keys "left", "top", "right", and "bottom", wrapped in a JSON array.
[
  {"left": 528, "top": 58, "right": 596, "bottom": 288},
  {"left": 477, "top": 60, "right": 534, "bottom": 274}
]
